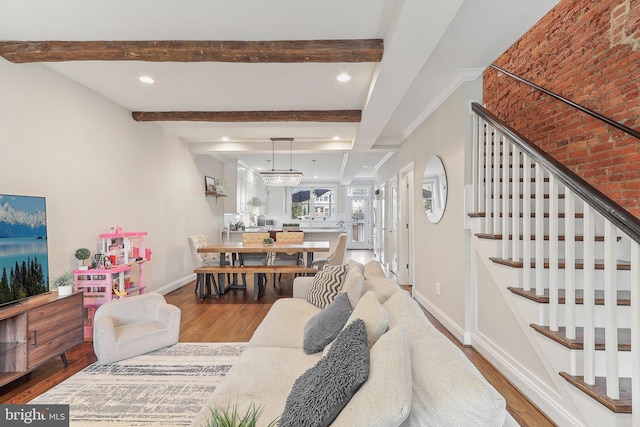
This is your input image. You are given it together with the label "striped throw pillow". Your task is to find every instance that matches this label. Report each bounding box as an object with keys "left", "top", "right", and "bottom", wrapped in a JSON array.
[{"left": 307, "top": 264, "right": 349, "bottom": 308}]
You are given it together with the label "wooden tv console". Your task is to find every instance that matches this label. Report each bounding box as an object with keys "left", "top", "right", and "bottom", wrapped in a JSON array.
[{"left": 0, "top": 291, "right": 84, "bottom": 388}]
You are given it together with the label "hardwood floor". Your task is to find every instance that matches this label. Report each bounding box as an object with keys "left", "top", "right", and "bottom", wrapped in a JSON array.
[{"left": 0, "top": 250, "right": 554, "bottom": 426}]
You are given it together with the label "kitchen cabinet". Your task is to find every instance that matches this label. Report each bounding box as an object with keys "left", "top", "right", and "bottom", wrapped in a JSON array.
[
  {"left": 236, "top": 164, "right": 267, "bottom": 214},
  {"left": 266, "top": 187, "right": 286, "bottom": 215}
]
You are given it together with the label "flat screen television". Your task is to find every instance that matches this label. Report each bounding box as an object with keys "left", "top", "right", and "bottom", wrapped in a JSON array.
[{"left": 0, "top": 194, "right": 49, "bottom": 307}]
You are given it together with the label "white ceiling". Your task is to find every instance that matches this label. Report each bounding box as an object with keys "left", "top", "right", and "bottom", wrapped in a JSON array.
[{"left": 0, "top": 0, "right": 559, "bottom": 183}]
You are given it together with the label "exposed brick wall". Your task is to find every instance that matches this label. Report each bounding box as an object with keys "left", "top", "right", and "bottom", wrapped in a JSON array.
[{"left": 483, "top": 0, "right": 640, "bottom": 217}]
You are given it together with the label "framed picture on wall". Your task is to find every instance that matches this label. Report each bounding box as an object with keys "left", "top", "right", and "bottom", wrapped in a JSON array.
[{"left": 205, "top": 176, "right": 215, "bottom": 192}]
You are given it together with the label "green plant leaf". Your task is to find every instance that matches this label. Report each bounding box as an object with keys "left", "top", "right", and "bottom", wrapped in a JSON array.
[{"left": 205, "top": 400, "right": 279, "bottom": 427}]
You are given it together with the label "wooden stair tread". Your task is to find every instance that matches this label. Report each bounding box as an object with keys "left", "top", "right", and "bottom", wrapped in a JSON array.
[
  {"left": 475, "top": 233, "right": 608, "bottom": 242},
  {"left": 468, "top": 212, "right": 584, "bottom": 219},
  {"left": 489, "top": 177, "right": 550, "bottom": 183},
  {"left": 491, "top": 193, "right": 565, "bottom": 199},
  {"left": 485, "top": 163, "right": 537, "bottom": 169},
  {"left": 507, "top": 287, "right": 631, "bottom": 306},
  {"left": 530, "top": 324, "right": 631, "bottom": 351},
  {"left": 559, "top": 373, "right": 631, "bottom": 413},
  {"left": 489, "top": 257, "right": 631, "bottom": 270}
]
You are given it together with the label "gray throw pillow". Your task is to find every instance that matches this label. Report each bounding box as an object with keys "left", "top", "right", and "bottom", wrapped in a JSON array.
[
  {"left": 280, "top": 319, "right": 370, "bottom": 427},
  {"left": 303, "top": 293, "right": 353, "bottom": 354},
  {"left": 307, "top": 264, "right": 348, "bottom": 308}
]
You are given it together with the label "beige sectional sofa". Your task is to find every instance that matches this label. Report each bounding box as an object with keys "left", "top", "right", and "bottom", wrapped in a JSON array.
[{"left": 191, "top": 260, "right": 517, "bottom": 427}]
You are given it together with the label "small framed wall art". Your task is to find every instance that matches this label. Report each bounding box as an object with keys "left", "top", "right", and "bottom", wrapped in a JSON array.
[{"left": 205, "top": 176, "right": 216, "bottom": 192}]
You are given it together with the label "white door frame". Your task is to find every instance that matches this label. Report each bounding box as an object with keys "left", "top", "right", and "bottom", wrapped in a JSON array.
[
  {"left": 398, "top": 163, "right": 415, "bottom": 285},
  {"left": 378, "top": 183, "right": 386, "bottom": 265},
  {"left": 387, "top": 175, "right": 399, "bottom": 276}
]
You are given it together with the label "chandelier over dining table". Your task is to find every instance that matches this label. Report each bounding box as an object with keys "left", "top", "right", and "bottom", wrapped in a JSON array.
[{"left": 260, "top": 137, "right": 304, "bottom": 186}]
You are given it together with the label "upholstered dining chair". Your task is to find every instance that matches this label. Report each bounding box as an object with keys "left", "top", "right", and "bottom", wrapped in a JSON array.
[
  {"left": 272, "top": 231, "right": 304, "bottom": 284},
  {"left": 312, "top": 233, "right": 347, "bottom": 270},
  {"left": 238, "top": 232, "right": 270, "bottom": 286},
  {"left": 188, "top": 235, "right": 229, "bottom": 295}
]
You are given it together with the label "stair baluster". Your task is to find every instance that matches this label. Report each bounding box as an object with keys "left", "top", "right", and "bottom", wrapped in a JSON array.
[
  {"left": 522, "top": 152, "right": 532, "bottom": 292},
  {"left": 534, "top": 164, "right": 545, "bottom": 300},
  {"left": 484, "top": 123, "right": 493, "bottom": 235},
  {"left": 604, "top": 221, "right": 620, "bottom": 399},
  {"left": 501, "top": 135, "right": 510, "bottom": 260},
  {"left": 583, "top": 204, "right": 596, "bottom": 386},
  {"left": 472, "top": 114, "right": 482, "bottom": 216},
  {"left": 565, "top": 187, "right": 577, "bottom": 341},
  {"left": 512, "top": 145, "right": 521, "bottom": 280},
  {"left": 492, "top": 128, "right": 501, "bottom": 238},
  {"left": 549, "top": 175, "right": 560, "bottom": 331},
  {"left": 632, "top": 243, "right": 640, "bottom": 418}
]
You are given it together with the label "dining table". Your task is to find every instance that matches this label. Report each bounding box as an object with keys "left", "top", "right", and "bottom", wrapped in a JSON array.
[{"left": 197, "top": 240, "right": 330, "bottom": 296}]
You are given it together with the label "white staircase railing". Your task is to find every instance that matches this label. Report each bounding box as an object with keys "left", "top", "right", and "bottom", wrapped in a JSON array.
[{"left": 472, "top": 102, "right": 640, "bottom": 418}]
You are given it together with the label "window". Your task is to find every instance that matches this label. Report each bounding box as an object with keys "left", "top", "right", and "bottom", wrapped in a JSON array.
[
  {"left": 291, "top": 186, "right": 336, "bottom": 220},
  {"left": 347, "top": 187, "right": 369, "bottom": 197}
]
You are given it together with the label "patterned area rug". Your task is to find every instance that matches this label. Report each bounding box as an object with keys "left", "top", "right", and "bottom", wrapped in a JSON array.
[{"left": 30, "top": 342, "right": 246, "bottom": 426}]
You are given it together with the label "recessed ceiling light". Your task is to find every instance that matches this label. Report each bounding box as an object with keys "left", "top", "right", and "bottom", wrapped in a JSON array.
[
  {"left": 336, "top": 73, "right": 351, "bottom": 82},
  {"left": 221, "top": 136, "right": 230, "bottom": 142},
  {"left": 314, "top": 175, "right": 318, "bottom": 179},
  {"left": 138, "top": 75, "right": 155, "bottom": 84},
  {"left": 363, "top": 165, "right": 369, "bottom": 168},
  {"left": 332, "top": 136, "right": 340, "bottom": 140}
]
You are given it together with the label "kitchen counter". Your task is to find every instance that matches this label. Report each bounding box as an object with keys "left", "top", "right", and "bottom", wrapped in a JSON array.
[
  {"left": 223, "top": 227, "right": 345, "bottom": 253},
  {"left": 301, "top": 228, "right": 346, "bottom": 233},
  {"left": 227, "top": 227, "right": 346, "bottom": 234}
]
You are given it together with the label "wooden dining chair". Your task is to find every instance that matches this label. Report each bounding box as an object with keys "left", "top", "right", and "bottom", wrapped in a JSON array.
[{"left": 272, "top": 231, "right": 304, "bottom": 284}]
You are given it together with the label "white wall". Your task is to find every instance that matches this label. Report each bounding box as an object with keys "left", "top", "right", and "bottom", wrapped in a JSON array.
[
  {"left": 376, "top": 78, "right": 481, "bottom": 337},
  {"left": 0, "top": 59, "right": 225, "bottom": 293}
]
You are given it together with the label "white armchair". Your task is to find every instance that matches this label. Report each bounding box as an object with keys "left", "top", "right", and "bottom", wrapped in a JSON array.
[{"left": 93, "top": 293, "right": 181, "bottom": 364}]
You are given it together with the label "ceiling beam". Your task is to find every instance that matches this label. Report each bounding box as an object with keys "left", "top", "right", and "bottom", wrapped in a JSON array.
[
  {"left": 131, "top": 110, "right": 361, "bottom": 122},
  {"left": 0, "top": 40, "right": 383, "bottom": 63}
]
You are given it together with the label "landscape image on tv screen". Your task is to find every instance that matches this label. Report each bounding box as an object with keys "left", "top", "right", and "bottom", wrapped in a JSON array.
[{"left": 0, "top": 194, "right": 49, "bottom": 306}]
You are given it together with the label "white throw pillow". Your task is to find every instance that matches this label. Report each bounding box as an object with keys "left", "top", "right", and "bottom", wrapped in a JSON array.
[
  {"left": 340, "top": 268, "right": 365, "bottom": 308},
  {"left": 307, "top": 264, "right": 349, "bottom": 308},
  {"left": 333, "top": 325, "right": 412, "bottom": 427},
  {"left": 364, "top": 260, "right": 386, "bottom": 278},
  {"left": 365, "top": 276, "right": 400, "bottom": 304},
  {"left": 347, "top": 259, "right": 365, "bottom": 276},
  {"left": 343, "top": 290, "right": 389, "bottom": 348}
]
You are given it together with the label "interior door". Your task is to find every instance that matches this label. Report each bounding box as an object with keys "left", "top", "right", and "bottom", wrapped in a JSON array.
[
  {"left": 398, "top": 168, "right": 414, "bottom": 285},
  {"left": 378, "top": 183, "right": 386, "bottom": 264},
  {"left": 346, "top": 186, "right": 372, "bottom": 250},
  {"left": 388, "top": 176, "right": 398, "bottom": 276}
]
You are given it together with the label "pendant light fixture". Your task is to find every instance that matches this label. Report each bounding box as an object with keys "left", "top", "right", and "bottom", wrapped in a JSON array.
[{"left": 260, "top": 138, "right": 303, "bottom": 186}]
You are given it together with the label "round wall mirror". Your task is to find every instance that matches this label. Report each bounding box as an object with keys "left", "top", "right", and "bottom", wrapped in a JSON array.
[{"left": 422, "top": 156, "right": 447, "bottom": 223}]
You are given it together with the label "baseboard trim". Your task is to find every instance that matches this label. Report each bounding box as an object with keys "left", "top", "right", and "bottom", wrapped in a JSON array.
[
  {"left": 412, "top": 289, "right": 583, "bottom": 426},
  {"left": 471, "top": 330, "right": 584, "bottom": 427},
  {"left": 413, "top": 290, "right": 466, "bottom": 344},
  {"left": 154, "top": 273, "right": 195, "bottom": 296}
]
